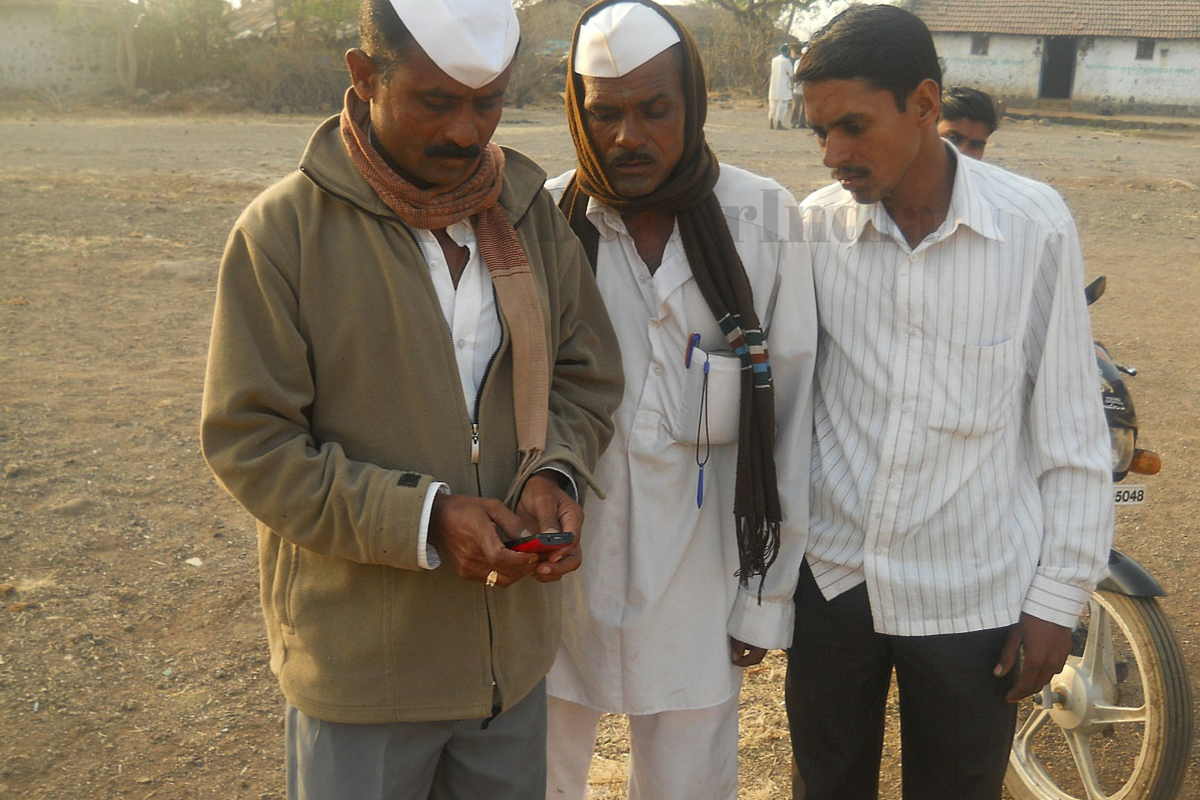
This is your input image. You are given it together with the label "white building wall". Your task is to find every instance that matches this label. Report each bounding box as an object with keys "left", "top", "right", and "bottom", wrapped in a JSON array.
[
  {"left": 1075, "top": 37, "right": 1200, "bottom": 108},
  {"left": 933, "top": 31, "right": 1200, "bottom": 114},
  {"left": 0, "top": 7, "right": 118, "bottom": 96},
  {"left": 936, "top": 33, "right": 1042, "bottom": 98}
]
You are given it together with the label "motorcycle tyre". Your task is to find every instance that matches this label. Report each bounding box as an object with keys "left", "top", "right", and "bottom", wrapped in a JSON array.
[{"left": 1005, "top": 591, "right": 1193, "bottom": 800}]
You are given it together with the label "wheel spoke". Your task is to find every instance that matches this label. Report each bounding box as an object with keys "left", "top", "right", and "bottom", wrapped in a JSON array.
[
  {"left": 1079, "top": 600, "right": 1114, "bottom": 681},
  {"left": 1063, "top": 728, "right": 1109, "bottom": 800},
  {"left": 1090, "top": 701, "right": 1147, "bottom": 725},
  {"left": 1013, "top": 704, "right": 1053, "bottom": 753}
]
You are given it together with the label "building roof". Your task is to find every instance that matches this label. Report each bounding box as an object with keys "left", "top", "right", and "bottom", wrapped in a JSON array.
[{"left": 911, "top": 0, "right": 1200, "bottom": 40}]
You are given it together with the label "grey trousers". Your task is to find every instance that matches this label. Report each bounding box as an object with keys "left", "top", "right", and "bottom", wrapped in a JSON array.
[{"left": 286, "top": 680, "right": 547, "bottom": 800}]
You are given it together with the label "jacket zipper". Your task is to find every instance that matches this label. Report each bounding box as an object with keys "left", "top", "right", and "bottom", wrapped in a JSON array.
[
  {"left": 470, "top": 283, "right": 504, "bottom": 475},
  {"left": 414, "top": 227, "right": 506, "bottom": 727},
  {"left": 475, "top": 283, "right": 504, "bottom": 728}
]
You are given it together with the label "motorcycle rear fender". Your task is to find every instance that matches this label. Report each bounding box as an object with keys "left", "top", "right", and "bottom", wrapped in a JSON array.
[{"left": 1096, "top": 547, "right": 1165, "bottom": 597}]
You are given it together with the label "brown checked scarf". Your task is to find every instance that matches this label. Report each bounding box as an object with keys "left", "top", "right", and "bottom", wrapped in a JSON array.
[
  {"left": 341, "top": 88, "right": 550, "bottom": 492},
  {"left": 559, "top": 0, "right": 781, "bottom": 592}
]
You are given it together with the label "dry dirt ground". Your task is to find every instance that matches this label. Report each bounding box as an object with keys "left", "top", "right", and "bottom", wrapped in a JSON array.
[{"left": 2, "top": 100, "right": 1199, "bottom": 800}]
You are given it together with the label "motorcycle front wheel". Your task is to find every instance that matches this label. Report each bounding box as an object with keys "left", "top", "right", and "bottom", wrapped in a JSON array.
[{"left": 1005, "top": 591, "right": 1193, "bottom": 800}]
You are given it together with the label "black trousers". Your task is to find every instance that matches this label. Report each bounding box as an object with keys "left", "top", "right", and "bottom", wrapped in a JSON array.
[{"left": 785, "top": 561, "right": 1017, "bottom": 800}]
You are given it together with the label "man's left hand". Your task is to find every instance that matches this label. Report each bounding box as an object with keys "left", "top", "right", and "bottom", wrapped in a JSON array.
[
  {"left": 730, "top": 638, "right": 769, "bottom": 667},
  {"left": 515, "top": 472, "right": 584, "bottom": 583},
  {"left": 995, "top": 612, "right": 1073, "bottom": 702}
]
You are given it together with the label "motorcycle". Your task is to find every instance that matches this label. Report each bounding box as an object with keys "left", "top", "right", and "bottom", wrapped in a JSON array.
[{"left": 1005, "top": 276, "right": 1195, "bottom": 800}]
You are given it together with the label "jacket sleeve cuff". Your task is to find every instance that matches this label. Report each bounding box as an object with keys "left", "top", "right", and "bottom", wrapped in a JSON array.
[
  {"left": 728, "top": 587, "right": 796, "bottom": 651},
  {"left": 537, "top": 463, "right": 578, "bottom": 502},
  {"left": 416, "top": 482, "right": 449, "bottom": 570},
  {"left": 1021, "top": 573, "right": 1093, "bottom": 629}
]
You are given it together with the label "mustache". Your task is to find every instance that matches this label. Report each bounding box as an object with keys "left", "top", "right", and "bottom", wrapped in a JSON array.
[
  {"left": 833, "top": 167, "right": 870, "bottom": 181},
  {"left": 425, "top": 143, "right": 481, "bottom": 160},
  {"left": 610, "top": 150, "right": 655, "bottom": 167}
]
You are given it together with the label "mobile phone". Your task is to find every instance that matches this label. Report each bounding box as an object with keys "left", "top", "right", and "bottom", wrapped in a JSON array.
[{"left": 504, "top": 532, "right": 576, "bottom": 553}]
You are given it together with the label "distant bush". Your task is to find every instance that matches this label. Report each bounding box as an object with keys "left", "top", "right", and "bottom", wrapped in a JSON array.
[
  {"left": 127, "top": 0, "right": 778, "bottom": 112},
  {"left": 236, "top": 44, "right": 348, "bottom": 113}
]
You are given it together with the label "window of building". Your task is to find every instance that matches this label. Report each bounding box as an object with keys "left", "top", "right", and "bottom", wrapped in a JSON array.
[
  {"left": 971, "top": 35, "right": 990, "bottom": 56},
  {"left": 1136, "top": 39, "right": 1155, "bottom": 60}
]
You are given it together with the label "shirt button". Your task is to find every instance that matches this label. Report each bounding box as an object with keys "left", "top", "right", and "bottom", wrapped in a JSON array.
[
  {"left": 639, "top": 274, "right": 650, "bottom": 283},
  {"left": 901, "top": 403, "right": 913, "bottom": 413},
  {"left": 907, "top": 327, "right": 917, "bottom": 336},
  {"left": 654, "top": 366, "right": 664, "bottom": 376},
  {"left": 456, "top": 338, "right": 466, "bottom": 349}
]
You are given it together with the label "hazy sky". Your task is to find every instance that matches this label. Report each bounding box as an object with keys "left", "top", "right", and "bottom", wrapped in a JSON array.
[{"left": 789, "top": 0, "right": 899, "bottom": 41}]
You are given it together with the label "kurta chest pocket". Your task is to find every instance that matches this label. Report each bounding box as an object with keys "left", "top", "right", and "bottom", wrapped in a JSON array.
[
  {"left": 670, "top": 347, "right": 743, "bottom": 445},
  {"left": 927, "top": 336, "right": 1019, "bottom": 437}
]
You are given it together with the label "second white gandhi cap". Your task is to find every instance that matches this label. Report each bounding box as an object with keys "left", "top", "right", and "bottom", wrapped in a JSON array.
[
  {"left": 388, "top": 0, "right": 520, "bottom": 89},
  {"left": 574, "top": 1, "right": 681, "bottom": 78}
]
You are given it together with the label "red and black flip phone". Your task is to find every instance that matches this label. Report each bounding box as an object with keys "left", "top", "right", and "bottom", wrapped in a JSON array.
[{"left": 504, "top": 532, "right": 576, "bottom": 553}]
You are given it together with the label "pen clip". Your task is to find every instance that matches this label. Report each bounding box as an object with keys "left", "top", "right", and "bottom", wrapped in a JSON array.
[{"left": 684, "top": 332, "right": 701, "bottom": 369}]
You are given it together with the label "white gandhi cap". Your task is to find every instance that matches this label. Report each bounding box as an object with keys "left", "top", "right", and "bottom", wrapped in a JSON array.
[
  {"left": 387, "top": 0, "right": 520, "bottom": 89},
  {"left": 573, "top": 2, "right": 681, "bottom": 78}
]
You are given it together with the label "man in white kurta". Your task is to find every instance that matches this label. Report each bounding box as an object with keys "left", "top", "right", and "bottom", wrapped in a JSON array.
[
  {"left": 544, "top": 3, "right": 816, "bottom": 799},
  {"left": 768, "top": 44, "right": 794, "bottom": 129}
]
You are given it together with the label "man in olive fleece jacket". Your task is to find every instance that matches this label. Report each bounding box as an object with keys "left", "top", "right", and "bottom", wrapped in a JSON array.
[{"left": 199, "top": 0, "right": 623, "bottom": 794}]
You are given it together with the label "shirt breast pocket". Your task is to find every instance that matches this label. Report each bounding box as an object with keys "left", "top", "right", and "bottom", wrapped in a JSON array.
[
  {"left": 671, "top": 348, "right": 743, "bottom": 446},
  {"left": 927, "top": 336, "right": 1019, "bottom": 438}
]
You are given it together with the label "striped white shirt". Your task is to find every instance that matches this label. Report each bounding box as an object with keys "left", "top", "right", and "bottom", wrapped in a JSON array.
[{"left": 801, "top": 145, "right": 1114, "bottom": 636}]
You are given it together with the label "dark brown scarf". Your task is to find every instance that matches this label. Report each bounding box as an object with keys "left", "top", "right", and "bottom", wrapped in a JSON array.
[
  {"left": 340, "top": 89, "right": 550, "bottom": 494},
  {"left": 561, "top": 0, "right": 781, "bottom": 591}
]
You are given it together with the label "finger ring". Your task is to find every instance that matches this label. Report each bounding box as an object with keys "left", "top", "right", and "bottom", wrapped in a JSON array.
[{"left": 485, "top": 570, "right": 499, "bottom": 588}]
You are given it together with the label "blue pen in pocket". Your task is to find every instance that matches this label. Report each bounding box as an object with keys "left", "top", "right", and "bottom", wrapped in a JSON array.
[{"left": 685, "top": 333, "right": 711, "bottom": 508}]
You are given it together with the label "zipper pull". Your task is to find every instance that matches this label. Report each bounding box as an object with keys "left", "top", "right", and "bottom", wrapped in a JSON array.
[{"left": 471, "top": 423, "right": 480, "bottom": 465}]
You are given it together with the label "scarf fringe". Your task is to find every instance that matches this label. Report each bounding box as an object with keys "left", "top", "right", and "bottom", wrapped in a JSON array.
[{"left": 735, "top": 518, "right": 781, "bottom": 603}]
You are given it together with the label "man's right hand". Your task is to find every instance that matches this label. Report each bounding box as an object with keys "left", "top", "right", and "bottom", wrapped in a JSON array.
[{"left": 428, "top": 493, "right": 540, "bottom": 587}]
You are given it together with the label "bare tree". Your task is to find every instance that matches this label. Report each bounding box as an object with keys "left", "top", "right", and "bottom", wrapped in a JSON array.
[{"left": 701, "top": 0, "right": 822, "bottom": 39}]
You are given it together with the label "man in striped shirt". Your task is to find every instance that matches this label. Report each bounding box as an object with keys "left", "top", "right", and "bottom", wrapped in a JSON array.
[{"left": 785, "top": 6, "right": 1114, "bottom": 800}]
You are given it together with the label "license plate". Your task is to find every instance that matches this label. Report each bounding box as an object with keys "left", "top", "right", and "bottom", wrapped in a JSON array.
[{"left": 1114, "top": 485, "right": 1147, "bottom": 505}]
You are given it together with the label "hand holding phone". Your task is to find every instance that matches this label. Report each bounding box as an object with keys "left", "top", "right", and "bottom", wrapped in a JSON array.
[{"left": 504, "top": 532, "right": 576, "bottom": 554}]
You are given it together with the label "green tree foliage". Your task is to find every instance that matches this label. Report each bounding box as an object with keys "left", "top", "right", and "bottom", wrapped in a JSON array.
[{"left": 133, "top": 0, "right": 234, "bottom": 91}]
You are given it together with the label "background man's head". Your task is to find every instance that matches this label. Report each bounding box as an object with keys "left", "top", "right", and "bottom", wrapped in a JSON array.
[
  {"left": 938, "top": 86, "right": 998, "bottom": 160},
  {"left": 346, "top": 0, "right": 519, "bottom": 190},
  {"left": 796, "top": 5, "right": 944, "bottom": 206}
]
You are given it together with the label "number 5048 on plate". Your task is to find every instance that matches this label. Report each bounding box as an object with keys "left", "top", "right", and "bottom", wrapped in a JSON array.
[{"left": 1114, "top": 485, "right": 1146, "bottom": 505}]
